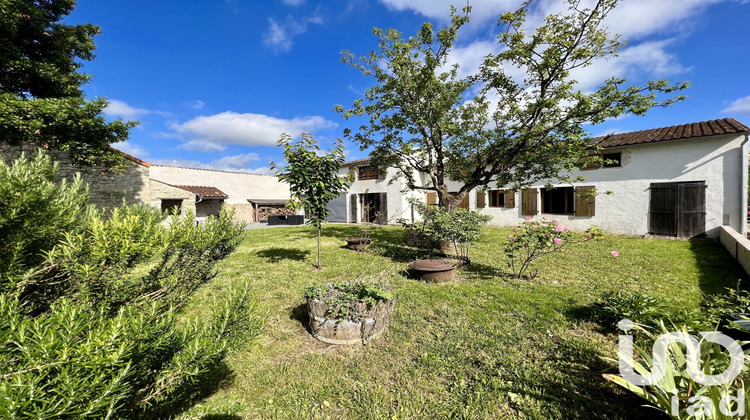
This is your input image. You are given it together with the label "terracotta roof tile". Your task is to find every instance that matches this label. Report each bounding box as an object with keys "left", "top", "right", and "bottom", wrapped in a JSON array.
[
  {"left": 172, "top": 185, "right": 228, "bottom": 198},
  {"left": 109, "top": 147, "right": 151, "bottom": 167},
  {"left": 342, "top": 157, "right": 373, "bottom": 167},
  {"left": 594, "top": 118, "right": 749, "bottom": 148}
]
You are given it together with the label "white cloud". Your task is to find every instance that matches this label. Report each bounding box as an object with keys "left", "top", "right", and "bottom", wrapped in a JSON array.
[
  {"left": 378, "top": 0, "right": 518, "bottom": 23},
  {"left": 105, "top": 100, "right": 151, "bottom": 118},
  {"left": 263, "top": 11, "right": 324, "bottom": 53},
  {"left": 721, "top": 95, "right": 750, "bottom": 115},
  {"left": 150, "top": 153, "right": 273, "bottom": 175},
  {"left": 112, "top": 141, "right": 149, "bottom": 158},
  {"left": 185, "top": 100, "right": 205, "bottom": 109},
  {"left": 169, "top": 111, "right": 338, "bottom": 151},
  {"left": 283, "top": 0, "right": 306, "bottom": 6}
]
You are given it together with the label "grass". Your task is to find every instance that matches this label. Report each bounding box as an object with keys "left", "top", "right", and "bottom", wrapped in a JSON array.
[{"left": 179, "top": 224, "right": 745, "bottom": 419}]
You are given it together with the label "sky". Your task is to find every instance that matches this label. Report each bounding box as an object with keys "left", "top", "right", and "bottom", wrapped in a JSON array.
[{"left": 65, "top": 0, "right": 750, "bottom": 175}]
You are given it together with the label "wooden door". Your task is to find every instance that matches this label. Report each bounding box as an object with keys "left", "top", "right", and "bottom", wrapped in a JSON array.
[{"left": 649, "top": 182, "right": 706, "bottom": 237}]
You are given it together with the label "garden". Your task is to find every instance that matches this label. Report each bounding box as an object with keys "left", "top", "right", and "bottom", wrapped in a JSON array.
[{"left": 178, "top": 221, "right": 747, "bottom": 419}]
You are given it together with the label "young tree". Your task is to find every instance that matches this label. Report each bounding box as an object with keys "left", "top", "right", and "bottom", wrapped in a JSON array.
[
  {"left": 0, "top": 0, "right": 134, "bottom": 166},
  {"left": 336, "top": 0, "right": 689, "bottom": 211},
  {"left": 272, "top": 133, "right": 351, "bottom": 270}
]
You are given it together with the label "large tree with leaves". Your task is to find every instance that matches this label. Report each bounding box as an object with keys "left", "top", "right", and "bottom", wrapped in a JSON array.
[
  {"left": 0, "top": 0, "right": 134, "bottom": 166},
  {"left": 272, "top": 133, "right": 351, "bottom": 270},
  {"left": 336, "top": 0, "right": 689, "bottom": 211}
]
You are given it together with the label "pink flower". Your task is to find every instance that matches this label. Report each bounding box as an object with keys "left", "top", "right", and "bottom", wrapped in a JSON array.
[
  {"left": 553, "top": 238, "right": 562, "bottom": 244},
  {"left": 513, "top": 228, "right": 518, "bottom": 232},
  {"left": 563, "top": 227, "right": 570, "bottom": 232},
  {"left": 524, "top": 216, "right": 532, "bottom": 221},
  {"left": 555, "top": 225, "right": 564, "bottom": 232},
  {"left": 532, "top": 225, "right": 537, "bottom": 229},
  {"left": 610, "top": 251, "right": 619, "bottom": 257}
]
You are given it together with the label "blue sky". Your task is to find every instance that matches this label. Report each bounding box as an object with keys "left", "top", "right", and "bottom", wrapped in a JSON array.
[{"left": 66, "top": 0, "right": 750, "bottom": 174}]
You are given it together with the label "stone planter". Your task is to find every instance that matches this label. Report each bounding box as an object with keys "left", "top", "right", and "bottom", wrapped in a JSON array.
[
  {"left": 307, "top": 296, "right": 394, "bottom": 345},
  {"left": 345, "top": 237, "right": 373, "bottom": 251},
  {"left": 408, "top": 259, "right": 459, "bottom": 282}
]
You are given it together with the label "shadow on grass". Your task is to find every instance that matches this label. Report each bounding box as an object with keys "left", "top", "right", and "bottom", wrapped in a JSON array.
[
  {"left": 255, "top": 247, "right": 310, "bottom": 263},
  {"left": 688, "top": 239, "right": 748, "bottom": 297},
  {"left": 290, "top": 302, "right": 311, "bottom": 334}
]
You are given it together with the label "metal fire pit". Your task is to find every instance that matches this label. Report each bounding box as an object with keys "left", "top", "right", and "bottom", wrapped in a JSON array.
[{"left": 408, "top": 259, "right": 459, "bottom": 282}]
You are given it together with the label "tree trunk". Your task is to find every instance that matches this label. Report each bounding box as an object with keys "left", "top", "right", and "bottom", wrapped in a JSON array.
[{"left": 317, "top": 226, "right": 322, "bottom": 269}]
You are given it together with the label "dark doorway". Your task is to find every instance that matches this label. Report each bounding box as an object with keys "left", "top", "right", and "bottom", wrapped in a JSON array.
[
  {"left": 359, "top": 193, "right": 387, "bottom": 223},
  {"left": 649, "top": 181, "right": 706, "bottom": 237}
]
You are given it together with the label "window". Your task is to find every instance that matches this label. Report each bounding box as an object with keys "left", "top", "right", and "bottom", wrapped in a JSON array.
[
  {"left": 161, "top": 199, "right": 182, "bottom": 215},
  {"left": 541, "top": 187, "right": 575, "bottom": 215},
  {"left": 358, "top": 165, "right": 379, "bottom": 180},
  {"left": 488, "top": 190, "right": 505, "bottom": 207},
  {"left": 602, "top": 152, "right": 622, "bottom": 168}
]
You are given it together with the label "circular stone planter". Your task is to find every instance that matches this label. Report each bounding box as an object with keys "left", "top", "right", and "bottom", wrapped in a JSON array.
[
  {"left": 408, "top": 259, "right": 459, "bottom": 282},
  {"left": 344, "top": 237, "right": 373, "bottom": 251},
  {"left": 307, "top": 297, "right": 394, "bottom": 345}
]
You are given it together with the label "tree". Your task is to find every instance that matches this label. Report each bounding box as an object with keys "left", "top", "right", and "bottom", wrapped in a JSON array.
[
  {"left": 336, "top": 0, "right": 689, "bottom": 211},
  {"left": 0, "top": 0, "right": 134, "bottom": 166},
  {"left": 272, "top": 133, "right": 351, "bottom": 270}
]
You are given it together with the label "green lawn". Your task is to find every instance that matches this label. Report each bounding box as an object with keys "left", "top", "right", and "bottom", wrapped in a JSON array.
[{"left": 180, "top": 224, "right": 745, "bottom": 419}]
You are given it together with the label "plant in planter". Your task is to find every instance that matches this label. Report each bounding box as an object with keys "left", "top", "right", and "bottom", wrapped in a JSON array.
[
  {"left": 401, "top": 198, "right": 490, "bottom": 263},
  {"left": 344, "top": 228, "right": 373, "bottom": 251},
  {"left": 304, "top": 281, "right": 395, "bottom": 345}
]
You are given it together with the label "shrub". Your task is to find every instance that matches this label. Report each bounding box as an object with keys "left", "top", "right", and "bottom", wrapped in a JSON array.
[
  {"left": 0, "top": 151, "right": 262, "bottom": 418},
  {"left": 504, "top": 219, "right": 603, "bottom": 278},
  {"left": 400, "top": 199, "right": 491, "bottom": 261},
  {"left": 305, "top": 281, "right": 394, "bottom": 321},
  {"left": 0, "top": 151, "right": 89, "bottom": 281},
  {"left": 591, "top": 290, "right": 665, "bottom": 330}
]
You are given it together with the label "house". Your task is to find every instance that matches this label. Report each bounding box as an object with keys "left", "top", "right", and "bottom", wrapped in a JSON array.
[
  {"left": 0, "top": 144, "right": 293, "bottom": 223},
  {"left": 329, "top": 118, "right": 750, "bottom": 239}
]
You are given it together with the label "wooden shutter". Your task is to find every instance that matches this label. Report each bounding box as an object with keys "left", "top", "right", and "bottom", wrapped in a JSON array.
[
  {"left": 458, "top": 193, "right": 469, "bottom": 210},
  {"left": 574, "top": 186, "right": 596, "bottom": 217},
  {"left": 379, "top": 192, "right": 388, "bottom": 222},
  {"left": 521, "top": 188, "right": 537, "bottom": 216},
  {"left": 649, "top": 183, "right": 677, "bottom": 236},
  {"left": 476, "top": 191, "right": 486, "bottom": 208},
  {"left": 426, "top": 192, "right": 437, "bottom": 205},
  {"left": 677, "top": 182, "right": 706, "bottom": 237},
  {"left": 505, "top": 190, "right": 515, "bottom": 208}
]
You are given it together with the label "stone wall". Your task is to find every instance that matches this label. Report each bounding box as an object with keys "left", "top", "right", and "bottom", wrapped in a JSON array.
[
  {"left": 0, "top": 144, "right": 151, "bottom": 211},
  {"left": 196, "top": 199, "right": 223, "bottom": 217},
  {"left": 149, "top": 179, "right": 195, "bottom": 215}
]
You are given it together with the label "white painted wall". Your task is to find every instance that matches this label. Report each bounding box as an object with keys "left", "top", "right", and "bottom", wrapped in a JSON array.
[
  {"left": 470, "top": 133, "right": 747, "bottom": 238},
  {"left": 149, "top": 165, "right": 290, "bottom": 205}
]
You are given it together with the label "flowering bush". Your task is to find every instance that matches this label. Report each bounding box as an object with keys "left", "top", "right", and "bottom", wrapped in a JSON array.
[{"left": 505, "top": 220, "right": 604, "bottom": 278}]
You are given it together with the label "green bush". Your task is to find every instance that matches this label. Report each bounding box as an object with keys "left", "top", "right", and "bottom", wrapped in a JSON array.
[
  {"left": 0, "top": 150, "right": 263, "bottom": 418},
  {"left": 590, "top": 290, "right": 665, "bottom": 330}
]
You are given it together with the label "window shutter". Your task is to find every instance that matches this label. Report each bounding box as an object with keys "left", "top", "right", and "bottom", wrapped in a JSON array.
[
  {"left": 426, "top": 192, "right": 437, "bottom": 205},
  {"left": 379, "top": 192, "right": 388, "bottom": 221},
  {"left": 521, "top": 188, "right": 537, "bottom": 216},
  {"left": 476, "top": 191, "right": 486, "bottom": 208},
  {"left": 504, "top": 190, "right": 515, "bottom": 208},
  {"left": 575, "top": 186, "right": 596, "bottom": 217}
]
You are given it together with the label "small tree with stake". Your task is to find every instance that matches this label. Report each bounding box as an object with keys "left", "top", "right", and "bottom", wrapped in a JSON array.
[{"left": 272, "top": 133, "right": 352, "bottom": 270}]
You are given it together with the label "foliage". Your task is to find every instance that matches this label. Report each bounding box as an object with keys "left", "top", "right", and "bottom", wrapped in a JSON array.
[
  {"left": 591, "top": 290, "right": 665, "bottom": 330},
  {"left": 0, "top": 151, "right": 89, "bottom": 282},
  {"left": 400, "top": 198, "right": 491, "bottom": 261},
  {"left": 0, "top": 0, "right": 133, "bottom": 165},
  {"left": 336, "top": 1, "right": 688, "bottom": 211},
  {"left": 0, "top": 155, "right": 262, "bottom": 418},
  {"left": 305, "top": 281, "right": 393, "bottom": 321},
  {"left": 505, "top": 219, "right": 603, "bottom": 278},
  {"left": 604, "top": 322, "right": 749, "bottom": 420},
  {"left": 271, "top": 132, "right": 351, "bottom": 269}
]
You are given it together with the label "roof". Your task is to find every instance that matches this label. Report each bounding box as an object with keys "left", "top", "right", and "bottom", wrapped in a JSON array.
[
  {"left": 593, "top": 118, "right": 749, "bottom": 148},
  {"left": 247, "top": 199, "right": 290, "bottom": 205},
  {"left": 110, "top": 147, "right": 151, "bottom": 167},
  {"left": 342, "top": 157, "right": 373, "bottom": 167},
  {"left": 171, "top": 185, "right": 228, "bottom": 199},
  {"left": 150, "top": 164, "right": 276, "bottom": 177}
]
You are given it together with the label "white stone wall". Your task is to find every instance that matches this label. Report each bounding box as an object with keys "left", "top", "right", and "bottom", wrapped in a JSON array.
[
  {"left": 149, "top": 165, "right": 291, "bottom": 222},
  {"left": 466, "top": 133, "right": 747, "bottom": 238}
]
